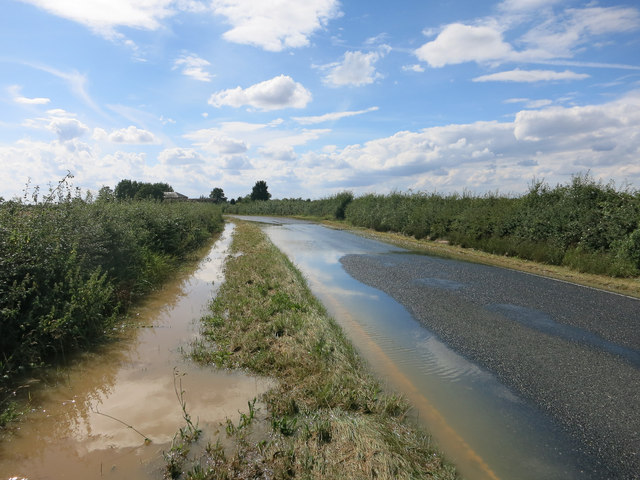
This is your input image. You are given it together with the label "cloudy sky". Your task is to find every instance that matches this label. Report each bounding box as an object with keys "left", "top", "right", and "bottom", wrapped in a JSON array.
[{"left": 2, "top": 0, "right": 640, "bottom": 200}]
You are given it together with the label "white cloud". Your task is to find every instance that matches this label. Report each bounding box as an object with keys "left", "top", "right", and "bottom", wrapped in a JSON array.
[
  {"left": 19, "top": 0, "right": 176, "bottom": 37},
  {"left": 259, "top": 145, "right": 297, "bottom": 162},
  {"left": 416, "top": 5, "right": 640, "bottom": 70},
  {"left": 94, "top": 126, "right": 157, "bottom": 144},
  {"left": 158, "top": 147, "right": 204, "bottom": 165},
  {"left": 195, "top": 135, "right": 248, "bottom": 155},
  {"left": 415, "top": 23, "right": 516, "bottom": 67},
  {"left": 402, "top": 64, "right": 425, "bottom": 73},
  {"left": 287, "top": 91, "right": 640, "bottom": 194},
  {"left": 505, "top": 98, "right": 553, "bottom": 109},
  {"left": 473, "top": 68, "right": 589, "bottom": 83},
  {"left": 265, "top": 128, "right": 330, "bottom": 149},
  {"left": 25, "top": 64, "right": 101, "bottom": 114},
  {"left": 208, "top": 75, "right": 312, "bottom": 110},
  {"left": 499, "top": 0, "right": 563, "bottom": 12},
  {"left": 293, "top": 106, "right": 378, "bottom": 125},
  {"left": 173, "top": 54, "right": 213, "bottom": 82},
  {"left": 211, "top": 0, "right": 341, "bottom": 51},
  {"left": 521, "top": 6, "right": 640, "bottom": 58},
  {"left": 513, "top": 102, "right": 628, "bottom": 142},
  {"left": 42, "top": 112, "right": 89, "bottom": 142},
  {"left": 9, "top": 85, "right": 50, "bottom": 105},
  {"left": 221, "top": 154, "right": 252, "bottom": 170},
  {"left": 323, "top": 50, "right": 385, "bottom": 87}
]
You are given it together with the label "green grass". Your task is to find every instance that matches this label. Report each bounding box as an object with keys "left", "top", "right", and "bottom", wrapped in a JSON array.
[{"left": 178, "top": 220, "right": 457, "bottom": 479}]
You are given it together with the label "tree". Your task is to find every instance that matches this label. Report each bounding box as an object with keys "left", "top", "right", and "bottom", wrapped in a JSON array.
[
  {"left": 250, "top": 180, "right": 271, "bottom": 201},
  {"left": 209, "top": 187, "right": 227, "bottom": 203},
  {"left": 114, "top": 179, "right": 172, "bottom": 201},
  {"left": 96, "top": 186, "right": 114, "bottom": 202}
]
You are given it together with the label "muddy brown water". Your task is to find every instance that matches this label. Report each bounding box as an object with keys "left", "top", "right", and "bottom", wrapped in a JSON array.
[{"left": 0, "top": 223, "right": 272, "bottom": 480}]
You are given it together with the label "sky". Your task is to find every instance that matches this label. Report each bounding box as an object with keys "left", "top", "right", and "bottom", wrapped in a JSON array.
[{"left": 1, "top": 0, "right": 640, "bottom": 200}]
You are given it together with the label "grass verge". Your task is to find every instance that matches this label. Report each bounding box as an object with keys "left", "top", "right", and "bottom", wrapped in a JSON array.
[
  {"left": 321, "top": 220, "right": 640, "bottom": 299},
  {"left": 176, "top": 220, "right": 457, "bottom": 479}
]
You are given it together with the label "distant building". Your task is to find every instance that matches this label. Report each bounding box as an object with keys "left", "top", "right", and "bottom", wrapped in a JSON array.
[{"left": 163, "top": 191, "right": 188, "bottom": 201}]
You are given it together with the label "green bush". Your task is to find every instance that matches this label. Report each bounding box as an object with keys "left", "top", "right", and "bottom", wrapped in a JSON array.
[
  {"left": 344, "top": 174, "right": 640, "bottom": 277},
  {"left": 223, "top": 191, "right": 353, "bottom": 220},
  {"left": 0, "top": 189, "right": 223, "bottom": 394}
]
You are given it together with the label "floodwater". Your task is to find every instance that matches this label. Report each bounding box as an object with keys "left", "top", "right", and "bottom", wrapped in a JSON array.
[
  {"left": 233, "top": 216, "right": 590, "bottom": 480},
  {"left": 0, "top": 223, "right": 272, "bottom": 480}
]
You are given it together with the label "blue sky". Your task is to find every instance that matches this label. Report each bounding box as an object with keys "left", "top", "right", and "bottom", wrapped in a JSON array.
[{"left": 2, "top": 0, "right": 640, "bottom": 200}]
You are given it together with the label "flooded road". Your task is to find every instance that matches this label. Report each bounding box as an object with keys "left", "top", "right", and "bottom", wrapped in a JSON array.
[
  {"left": 233, "top": 216, "right": 639, "bottom": 480},
  {"left": 1, "top": 223, "right": 272, "bottom": 480}
]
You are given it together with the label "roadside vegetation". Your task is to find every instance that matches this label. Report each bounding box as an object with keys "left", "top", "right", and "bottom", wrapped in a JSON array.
[
  {"left": 170, "top": 220, "right": 456, "bottom": 479},
  {"left": 0, "top": 177, "right": 223, "bottom": 425},
  {"left": 224, "top": 174, "right": 640, "bottom": 278},
  {"left": 224, "top": 191, "right": 354, "bottom": 220}
]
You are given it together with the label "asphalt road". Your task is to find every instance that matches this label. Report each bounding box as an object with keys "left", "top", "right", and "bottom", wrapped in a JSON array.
[{"left": 340, "top": 252, "right": 640, "bottom": 480}]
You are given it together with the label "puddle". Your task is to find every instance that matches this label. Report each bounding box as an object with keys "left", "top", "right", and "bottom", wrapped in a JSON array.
[
  {"left": 242, "top": 217, "right": 592, "bottom": 480},
  {"left": 0, "top": 223, "right": 272, "bottom": 480}
]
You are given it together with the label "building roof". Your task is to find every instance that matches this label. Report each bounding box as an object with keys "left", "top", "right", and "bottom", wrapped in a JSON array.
[{"left": 163, "top": 191, "right": 188, "bottom": 199}]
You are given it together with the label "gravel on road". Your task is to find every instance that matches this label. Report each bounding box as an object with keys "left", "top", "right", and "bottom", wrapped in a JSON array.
[{"left": 341, "top": 252, "right": 640, "bottom": 480}]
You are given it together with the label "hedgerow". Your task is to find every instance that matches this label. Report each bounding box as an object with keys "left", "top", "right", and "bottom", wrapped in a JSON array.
[
  {"left": 223, "top": 174, "right": 640, "bottom": 277},
  {"left": 345, "top": 174, "right": 640, "bottom": 277},
  {"left": 0, "top": 181, "right": 223, "bottom": 401}
]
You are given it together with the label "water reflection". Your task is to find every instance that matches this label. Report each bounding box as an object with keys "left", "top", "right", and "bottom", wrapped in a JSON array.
[
  {"left": 244, "top": 217, "right": 588, "bottom": 480},
  {"left": 0, "top": 223, "right": 272, "bottom": 480}
]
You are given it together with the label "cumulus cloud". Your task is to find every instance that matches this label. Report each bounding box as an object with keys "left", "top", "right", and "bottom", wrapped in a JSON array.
[
  {"left": 513, "top": 103, "right": 625, "bottom": 142},
  {"left": 211, "top": 0, "right": 341, "bottom": 51},
  {"left": 289, "top": 91, "right": 640, "bottom": 194},
  {"left": 473, "top": 69, "right": 589, "bottom": 83},
  {"left": 323, "top": 50, "right": 387, "bottom": 87},
  {"left": 415, "top": 23, "right": 516, "bottom": 67},
  {"left": 47, "top": 116, "right": 89, "bottom": 142},
  {"left": 415, "top": 5, "right": 640, "bottom": 69},
  {"left": 208, "top": 75, "right": 312, "bottom": 111},
  {"left": 20, "top": 0, "right": 176, "bottom": 37},
  {"left": 293, "top": 106, "right": 378, "bottom": 125},
  {"left": 173, "top": 54, "right": 213, "bottom": 82},
  {"left": 221, "top": 154, "right": 252, "bottom": 170},
  {"left": 195, "top": 135, "right": 248, "bottom": 155},
  {"left": 259, "top": 145, "right": 297, "bottom": 162},
  {"left": 93, "top": 126, "right": 157, "bottom": 144},
  {"left": 158, "top": 147, "right": 203, "bottom": 165}
]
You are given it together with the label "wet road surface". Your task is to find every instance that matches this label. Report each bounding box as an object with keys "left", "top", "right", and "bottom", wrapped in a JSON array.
[
  {"left": 341, "top": 251, "right": 640, "bottom": 479},
  {"left": 232, "top": 216, "right": 639, "bottom": 480}
]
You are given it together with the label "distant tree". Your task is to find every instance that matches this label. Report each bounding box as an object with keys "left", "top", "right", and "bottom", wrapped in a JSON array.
[
  {"left": 96, "top": 186, "right": 114, "bottom": 202},
  {"left": 114, "top": 179, "right": 172, "bottom": 201},
  {"left": 250, "top": 180, "right": 271, "bottom": 201},
  {"left": 209, "top": 187, "right": 227, "bottom": 203},
  {"left": 229, "top": 198, "right": 236, "bottom": 205},
  {"left": 114, "top": 179, "right": 138, "bottom": 200}
]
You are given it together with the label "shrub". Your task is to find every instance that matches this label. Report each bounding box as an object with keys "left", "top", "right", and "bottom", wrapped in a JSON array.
[{"left": 0, "top": 187, "right": 223, "bottom": 395}]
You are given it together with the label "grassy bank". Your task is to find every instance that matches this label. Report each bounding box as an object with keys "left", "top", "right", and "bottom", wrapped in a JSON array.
[
  {"left": 170, "top": 220, "right": 456, "bottom": 479},
  {"left": 0, "top": 191, "right": 223, "bottom": 424}
]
